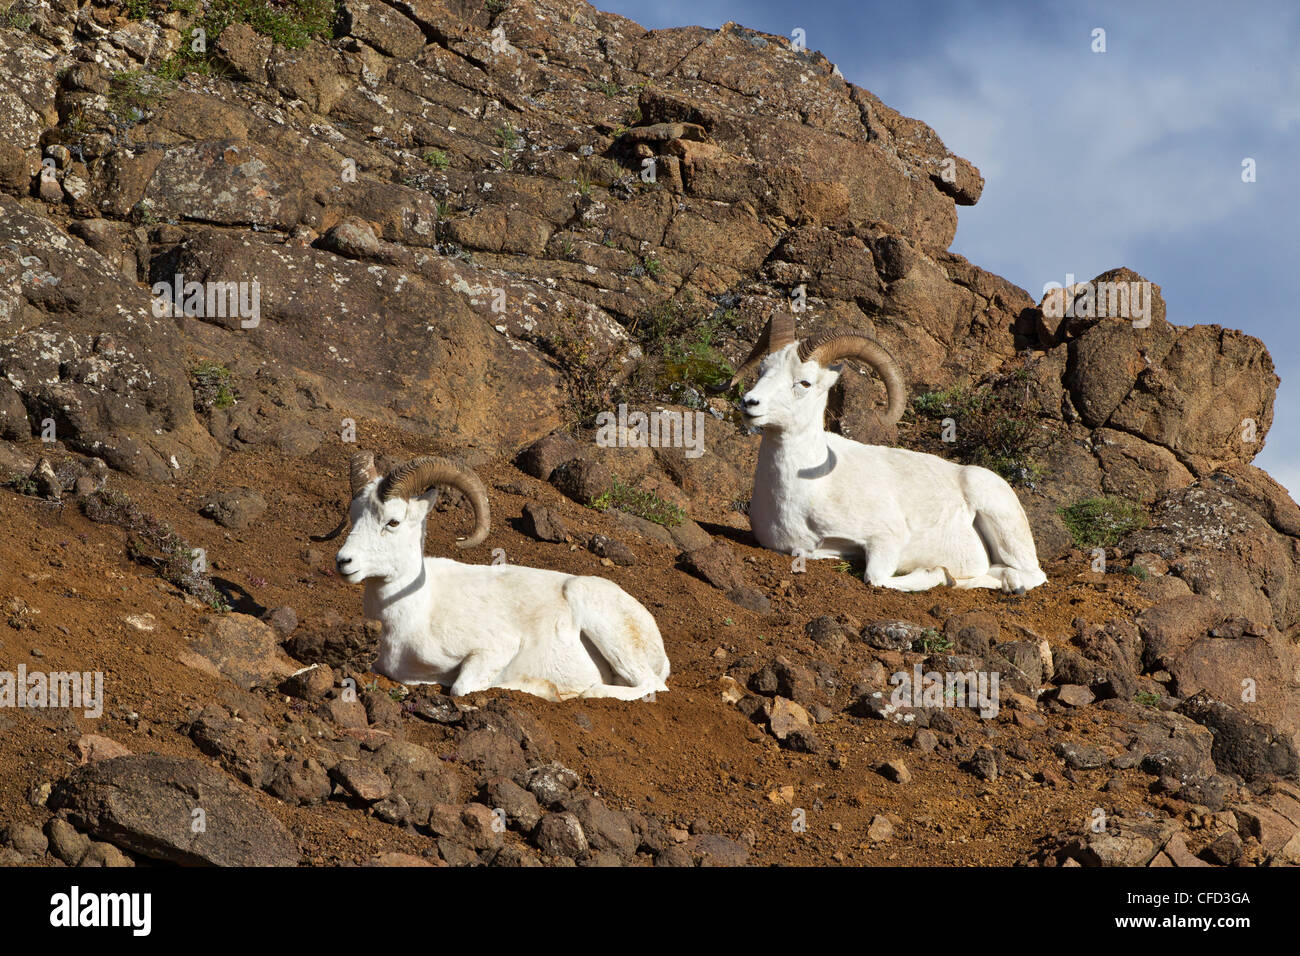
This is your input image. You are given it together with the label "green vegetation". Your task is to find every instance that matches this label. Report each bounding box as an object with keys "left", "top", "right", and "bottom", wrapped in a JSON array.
[
  {"left": 1135, "top": 689, "right": 1161, "bottom": 708},
  {"left": 83, "top": 489, "right": 229, "bottom": 611},
  {"left": 911, "top": 374, "right": 1046, "bottom": 485},
  {"left": 1125, "top": 563, "right": 1149, "bottom": 581},
  {"left": 126, "top": 0, "right": 152, "bottom": 20},
  {"left": 423, "top": 148, "right": 450, "bottom": 170},
  {"left": 107, "top": 70, "right": 176, "bottom": 122},
  {"left": 574, "top": 169, "right": 593, "bottom": 197},
  {"left": 0, "top": 0, "right": 35, "bottom": 27},
  {"left": 623, "top": 294, "right": 740, "bottom": 403},
  {"left": 191, "top": 0, "right": 337, "bottom": 51},
  {"left": 590, "top": 478, "right": 685, "bottom": 528},
  {"left": 642, "top": 254, "right": 661, "bottom": 279},
  {"left": 588, "top": 79, "right": 622, "bottom": 98},
  {"left": 1060, "top": 496, "right": 1148, "bottom": 549},
  {"left": 5, "top": 472, "right": 39, "bottom": 497},
  {"left": 495, "top": 125, "right": 519, "bottom": 150},
  {"left": 913, "top": 627, "right": 952, "bottom": 654},
  {"left": 548, "top": 310, "right": 621, "bottom": 424},
  {"left": 191, "top": 361, "right": 237, "bottom": 411}
]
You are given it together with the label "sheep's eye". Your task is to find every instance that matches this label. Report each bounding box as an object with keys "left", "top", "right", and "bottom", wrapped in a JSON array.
[
  {"left": 386, "top": 519, "right": 401, "bottom": 529},
  {"left": 798, "top": 380, "right": 812, "bottom": 389}
]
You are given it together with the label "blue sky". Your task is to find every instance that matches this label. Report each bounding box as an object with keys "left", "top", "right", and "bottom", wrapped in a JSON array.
[{"left": 597, "top": 0, "right": 1300, "bottom": 495}]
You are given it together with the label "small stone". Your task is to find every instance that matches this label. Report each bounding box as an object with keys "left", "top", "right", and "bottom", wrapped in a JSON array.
[
  {"left": 3, "top": 823, "right": 48, "bottom": 859},
  {"left": 1056, "top": 684, "right": 1095, "bottom": 708},
  {"left": 876, "top": 758, "right": 912, "bottom": 785},
  {"left": 966, "top": 747, "right": 998, "bottom": 781},
  {"left": 533, "top": 812, "right": 588, "bottom": 858},
  {"left": 867, "top": 815, "right": 894, "bottom": 842}
]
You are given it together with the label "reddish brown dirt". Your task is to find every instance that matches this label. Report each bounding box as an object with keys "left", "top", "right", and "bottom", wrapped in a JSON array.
[{"left": 0, "top": 424, "right": 1158, "bottom": 865}]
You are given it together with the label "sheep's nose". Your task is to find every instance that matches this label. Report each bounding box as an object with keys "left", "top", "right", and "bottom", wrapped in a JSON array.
[
  {"left": 335, "top": 554, "right": 352, "bottom": 571},
  {"left": 742, "top": 396, "right": 760, "bottom": 409}
]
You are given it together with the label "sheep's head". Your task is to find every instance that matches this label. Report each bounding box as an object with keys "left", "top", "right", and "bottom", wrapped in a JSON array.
[
  {"left": 711, "top": 314, "right": 907, "bottom": 435},
  {"left": 329, "top": 451, "right": 490, "bottom": 583}
]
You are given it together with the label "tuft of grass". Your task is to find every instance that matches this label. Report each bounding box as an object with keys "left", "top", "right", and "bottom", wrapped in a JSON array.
[
  {"left": 495, "top": 124, "right": 519, "bottom": 150},
  {"left": 191, "top": 361, "right": 236, "bottom": 411},
  {"left": 590, "top": 477, "right": 685, "bottom": 528},
  {"left": 83, "top": 489, "right": 229, "bottom": 611},
  {"left": 642, "top": 254, "right": 661, "bottom": 279},
  {"left": 1060, "top": 496, "right": 1147, "bottom": 550},
  {"left": 1125, "top": 563, "right": 1149, "bottom": 581},
  {"left": 574, "top": 168, "right": 593, "bottom": 197},
  {"left": 423, "top": 148, "right": 450, "bottom": 170},
  {"left": 1135, "top": 689, "right": 1161, "bottom": 708},
  {"left": 588, "top": 79, "right": 622, "bottom": 98},
  {"left": 125, "top": 0, "right": 152, "bottom": 20},
  {"left": 107, "top": 69, "right": 176, "bottom": 122}
]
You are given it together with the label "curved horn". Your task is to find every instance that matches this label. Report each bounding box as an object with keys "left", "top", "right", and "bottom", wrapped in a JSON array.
[
  {"left": 381, "top": 457, "right": 491, "bottom": 549},
  {"left": 350, "top": 451, "right": 381, "bottom": 498},
  {"left": 798, "top": 332, "right": 908, "bottom": 426},
  {"left": 707, "top": 312, "right": 797, "bottom": 393}
]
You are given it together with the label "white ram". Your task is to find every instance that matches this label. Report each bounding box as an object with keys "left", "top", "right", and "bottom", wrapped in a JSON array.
[
  {"left": 320, "top": 452, "right": 670, "bottom": 701},
  {"left": 712, "top": 314, "right": 1047, "bottom": 593}
]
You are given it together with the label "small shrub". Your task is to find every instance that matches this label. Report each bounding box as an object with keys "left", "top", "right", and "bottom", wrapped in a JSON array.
[
  {"left": 191, "top": 361, "right": 236, "bottom": 411},
  {"left": 83, "top": 489, "right": 229, "bottom": 610},
  {"left": 6, "top": 472, "right": 38, "bottom": 497},
  {"left": 423, "top": 148, "right": 449, "bottom": 170},
  {"left": 1135, "top": 689, "right": 1161, "bottom": 708},
  {"left": 0, "top": 0, "right": 36, "bottom": 28},
  {"left": 590, "top": 478, "right": 685, "bottom": 528},
  {"left": 913, "top": 628, "right": 952, "bottom": 654},
  {"left": 495, "top": 125, "right": 519, "bottom": 150},
  {"left": 1060, "top": 496, "right": 1147, "bottom": 549},
  {"left": 548, "top": 311, "right": 621, "bottom": 425},
  {"left": 107, "top": 70, "right": 176, "bottom": 122},
  {"left": 910, "top": 372, "right": 1047, "bottom": 485},
  {"left": 191, "top": 0, "right": 337, "bottom": 51},
  {"left": 622, "top": 294, "right": 739, "bottom": 402}
]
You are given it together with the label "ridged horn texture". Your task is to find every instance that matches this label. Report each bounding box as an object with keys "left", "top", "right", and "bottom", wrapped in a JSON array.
[
  {"left": 797, "top": 332, "right": 908, "bottom": 426},
  {"left": 707, "top": 312, "right": 797, "bottom": 393},
  {"left": 380, "top": 457, "right": 491, "bottom": 549},
  {"left": 350, "top": 451, "right": 381, "bottom": 498}
]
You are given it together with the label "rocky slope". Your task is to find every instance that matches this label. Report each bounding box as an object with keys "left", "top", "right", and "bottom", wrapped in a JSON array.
[{"left": 0, "top": 0, "right": 1297, "bottom": 867}]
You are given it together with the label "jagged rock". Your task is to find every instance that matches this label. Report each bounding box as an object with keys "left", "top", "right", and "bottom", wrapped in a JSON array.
[
  {"left": 49, "top": 755, "right": 299, "bottom": 866},
  {"left": 184, "top": 614, "right": 300, "bottom": 691},
  {"left": 521, "top": 503, "right": 569, "bottom": 542},
  {"left": 1177, "top": 693, "right": 1300, "bottom": 781},
  {"left": 200, "top": 489, "right": 267, "bottom": 529}
]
